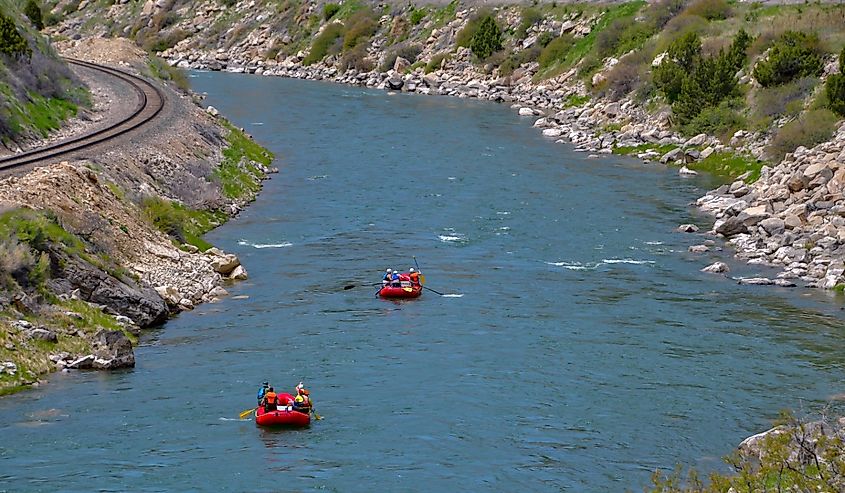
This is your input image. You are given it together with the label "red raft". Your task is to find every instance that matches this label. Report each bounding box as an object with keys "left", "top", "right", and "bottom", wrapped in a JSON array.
[
  {"left": 255, "top": 393, "right": 310, "bottom": 427},
  {"left": 378, "top": 276, "right": 423, "bottom": 299}
]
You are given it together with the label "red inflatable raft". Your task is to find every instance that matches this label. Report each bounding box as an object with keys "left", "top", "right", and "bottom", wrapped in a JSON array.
[
  {"left": 378, "top": 283, "right": 422, "bottom": 298},
  {"left": 255, "top": 393, "right": 311, "bottom": 427}
]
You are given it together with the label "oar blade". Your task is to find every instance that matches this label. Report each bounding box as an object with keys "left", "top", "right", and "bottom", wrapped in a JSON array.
[
  {"left": 420, "top": 275, "right": 426, "bottom": 284},
  {"left": 239, "top": 408, "right": 255, "bottom": 419}
]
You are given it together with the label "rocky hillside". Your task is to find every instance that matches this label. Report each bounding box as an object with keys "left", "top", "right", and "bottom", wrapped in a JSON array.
[
  {"left": 0, "top": 37, "right": 274, "bottom": 395},
  {"left": 0, "top": 0, "right": 88, "bottom": 148},
  {"left": 45, "top": 0, "right": 845, "bottom": 291}
]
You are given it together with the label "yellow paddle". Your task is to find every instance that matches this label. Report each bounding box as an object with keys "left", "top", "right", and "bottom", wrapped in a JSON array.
[{"left": 238, "top": 408, "right": 256, "bottom": 419}]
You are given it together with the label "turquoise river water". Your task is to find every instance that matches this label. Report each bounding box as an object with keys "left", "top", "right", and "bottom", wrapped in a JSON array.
[{"left": 2, "top": 71, "right": 845, "bottom": 492}]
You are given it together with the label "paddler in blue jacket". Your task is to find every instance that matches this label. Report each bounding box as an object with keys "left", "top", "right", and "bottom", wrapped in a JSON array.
[{"left": 257, "top": 381, "right": 269, "bottom": 403}]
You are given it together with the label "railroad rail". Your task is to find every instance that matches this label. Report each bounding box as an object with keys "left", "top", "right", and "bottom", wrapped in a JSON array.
[{"left": 0, "top": 58, "right": 166, "bottom": 172}]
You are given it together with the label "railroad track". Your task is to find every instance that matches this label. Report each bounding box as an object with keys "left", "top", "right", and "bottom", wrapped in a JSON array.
[{"left": 0, "top": 58, "right": 166, "bottom": 172}]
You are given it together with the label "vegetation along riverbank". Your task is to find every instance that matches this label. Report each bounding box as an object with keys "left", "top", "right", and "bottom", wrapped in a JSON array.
[{"left": 0, "top": 3, "right": 274, "bottom": 395}]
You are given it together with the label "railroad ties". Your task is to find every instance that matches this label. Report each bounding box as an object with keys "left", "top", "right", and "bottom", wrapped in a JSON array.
[{"left": 0, "top": 58, "right": 166, "bottom": 172}]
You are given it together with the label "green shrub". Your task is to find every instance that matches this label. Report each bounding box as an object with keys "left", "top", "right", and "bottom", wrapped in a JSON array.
[
  {"left": 516, "top": 7, "right": 542, "bottom": 39},
  {"left": 425, "top": 52, "right": 449, "bottom": 73},
  {"left": 303, "top": 23, "right": 344, "bottom": 65},
  {"left": 381, "top": 43, "right": 422, "bottom": 72},
  {"left": 683, "top": 0, "right": 731, "bottom": 20},
  {"left": 538, "top": 35, "right": 573, "bottom": 70},
  {"left": 751, "top": 76, "right": 817, "bottom": 125},
  {"left": 0, "top": 12, "right": 31, "bottom": 60},
  {"left": 469, "top": 14, "right": 502, "bottom": 60},
  {"left": 410, "top": 7, "right": 427, "bottom": 25},
  {"left": 24, "top": 0, "right": 44, "bottom": 30},
  {"left": 498, "top": 45, "right": 541, "bottom": 76},
  {"left": 455, "top": 14, "right": 481, "bottom": 48},
  {"left": 596, "top": 48, "right": 652, "bottom": 100},
  {"left": 323, "top": 3, "right": 340, "bottom": 20},
  {"left": 343, "top": 10, "right": 377, "bottom": 51},
  {"left": 656, "top": 30, "right": 749, "bottom": 126},
  {"left": 753, "top": 31, "right": 824, "bottom": 87},
  {"left": 767, "top": 108, "right": 839, "bottom": 160},
  {"left": 826, "top": 47, "right": 845, "bottom": 117},
  {"left": 643, "top": 0, "right": 685, "bottom": 29},
  {"left": 681, "top": 99, "right": 745, "bottom": 138},
  {"left": 340, "top": 43, "right": 373, "bottom": 72}
]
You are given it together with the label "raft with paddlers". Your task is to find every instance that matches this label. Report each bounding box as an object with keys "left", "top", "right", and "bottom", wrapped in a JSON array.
[
  {"left": 239, "top": 381, "right": 321, "bottom": 427},
  {"left": 254, "top": 393, "right": 311, "bottom": 427},
  {"left": 378, "top": 280, "right": 423, "bottom": 298}
]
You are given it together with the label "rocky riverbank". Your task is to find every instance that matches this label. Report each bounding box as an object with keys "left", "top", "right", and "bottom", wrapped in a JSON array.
[
  {"left": 45, "top": 0, "right": 845, "bottom": 291},
  {"left": 0, "top": 38, "right": 274, "bottom": 394},
  {"left": 157, "top": 8, "right": 845, "bottom": 290}
]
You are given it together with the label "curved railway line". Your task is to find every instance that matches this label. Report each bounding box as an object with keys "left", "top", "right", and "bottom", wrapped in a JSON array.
[{"left": 0, "top": 58, "right": 166, "bottom": 172}]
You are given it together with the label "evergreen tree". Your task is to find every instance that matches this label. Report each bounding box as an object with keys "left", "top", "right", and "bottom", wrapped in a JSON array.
[
  {"left": 826, "top": 46, "right": 845, "bottom": 117},
  {"left": 0, "top": 12, "right": 31, "bottom": 60},
  {"left": 23, "top": 0, "right": 43, "bottom": 30},
  {"left": 470, "top": 15, "right": 502, "bottom": 60}
]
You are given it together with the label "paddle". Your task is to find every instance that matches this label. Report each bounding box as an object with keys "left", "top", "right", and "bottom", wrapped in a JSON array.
[
  {"left": 239, "top": 408, "right": 256, "bottom": 419},
  {"left": 423, "top": 285, "right": 445, "bottom": 296},
  {"left": 413, "top": 256, "right": 426, "bottom": 285}
]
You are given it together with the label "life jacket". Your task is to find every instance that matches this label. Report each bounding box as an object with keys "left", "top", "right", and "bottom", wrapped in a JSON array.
[
  {"left": 294, "top": 394, "right": 310, "bottom": 407},
  {"left": 264, "top": 392, "right": 277, "bottom": 404},
  {"left": 409, "top": 272, "right": 420, "bottom": 283}
]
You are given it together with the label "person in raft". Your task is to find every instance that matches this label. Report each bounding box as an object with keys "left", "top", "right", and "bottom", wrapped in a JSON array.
[
  {"left": 293, "top": 382, "right": 312, "bottom": 414},
  {"left": 262, "top": 386, "right": 279, "bottom": 412},
  {"left": 391, "top": 269, "right": 401, "bottom": 287},
  {"left": 257, "top": 381, "right": 269, "bottom": 403},
  {"left": 409, "top": 268, "right": 421, "bottom": 287},
  {"left": 382, "top": 268, "right": 393, "bottom": 286}
]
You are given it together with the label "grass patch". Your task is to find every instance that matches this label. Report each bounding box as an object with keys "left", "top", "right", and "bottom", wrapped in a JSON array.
[
  {"left": 564, "top": 94, "right": 590, "bottom": 107},
  {"left": 141, "top": 197, "right": 227, "bottom": 252},
  {"left": 613, "top": 143, "right": 678, "bottom": 155},
  {"left": 214, "top": 121, "right": 274, "bottom": 201},
  {"left": 537, "top": 1, "right": 645, "bottom": 80},
  {"left": 8, "top": 92, "right": 77, "bottom": 138},
  {"left": 147, "top": 55, "right": 190, "bottom": 92},
  {"left": 688, "top": 151, "right": 764, "bottom": 182}
]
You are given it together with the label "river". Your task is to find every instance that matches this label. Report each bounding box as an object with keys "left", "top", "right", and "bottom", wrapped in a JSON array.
[{"left": 1, "top": 72, "right": 844, "bottom": 492}]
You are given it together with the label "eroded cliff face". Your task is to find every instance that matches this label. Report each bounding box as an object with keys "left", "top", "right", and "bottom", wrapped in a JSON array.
[{"left": 0, "top": 38, "right": 273, "bottom": 393}]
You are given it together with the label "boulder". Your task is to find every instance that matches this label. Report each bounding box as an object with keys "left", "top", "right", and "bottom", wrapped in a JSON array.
[
  {"left": 760, "top": 217, "right": 785, "bottom": 236},
  {"left": 679, "top": 166, "right": 698, "bottom": 175},
  {"left": 386, "top": 77, "right": 404, "bottom": 90},
  {"left": 786, "top": 173, "right": 807, "bottom": 192},
  {"left": 210, "top": 254, "right": 240, "bottom": 275},
  {"left": 542, "top": 128, "right": 562, "bottom": 138},
  {"left": 660, "top": 148, "right": 683, "bottom": 164},
  {"left": 27, "top": 328, "right": 58, "bottom": 342},
  {"left": 58, "top": 252, "right": 168, "bottom": 328},
  {"left": 686, "top": 133, "right": 707, "bottom": 146},
  {"left": 688, "top": 244, "right": 709, "bottom": 253},
  {"left": 206, "top": 106, "right": 219, "bottom": 117},
  {"left": 738, "top": 205, "right": 769, "bottom": 226},
  {"left": 208, "top": 286, "right": 229, "bottom": 298},
  {"left": 91, "top": 330, "right": 135, "bottom": 369},
  {"left": 677, "top": 223, "right": 699, "bottom": 233},
  {"left": 393, "top": 56, "right": 410, "bottom": 73},
  {"left": 518, "top": 107, "right": 534, "bottom": 116},
  {"left": 715, "top": 216, "right": 748, "bottom": 237},
  {"left": 701, "top": 262, "right": 729, "bottom": 274},
  {"left": 803, "top": 162, "right": 831, "bottom": 180},
  {"left": 67, "top": 355, "right": 95, "bottom": 369},
  {"left": 229, "top": 265, "right": 249, "bottom": 280}
]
